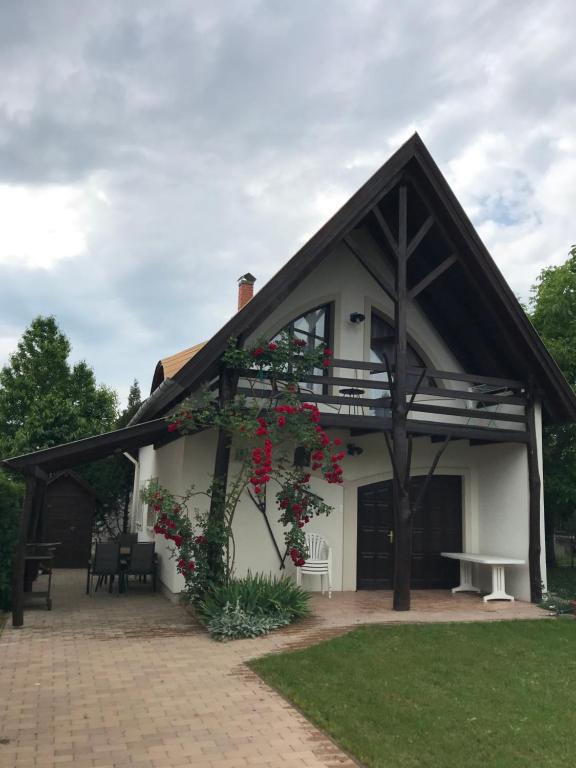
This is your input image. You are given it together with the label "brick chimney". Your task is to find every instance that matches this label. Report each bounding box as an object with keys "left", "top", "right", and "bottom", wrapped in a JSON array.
[{"left": 238, "top": 273, "right": 256, "bottom": 310}]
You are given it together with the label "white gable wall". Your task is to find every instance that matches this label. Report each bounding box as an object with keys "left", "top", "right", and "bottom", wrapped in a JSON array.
[{"left": 247, "top": 239, "right": 463, "bottom": 377}]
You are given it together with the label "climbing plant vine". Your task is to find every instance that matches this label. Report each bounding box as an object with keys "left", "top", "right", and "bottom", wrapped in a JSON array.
[{"left": 141, "top": 332, "right": 345, "bottom": 601}]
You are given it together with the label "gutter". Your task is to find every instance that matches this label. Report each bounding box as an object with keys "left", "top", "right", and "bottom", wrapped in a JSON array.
[
  {"left": 128, "top": 378, "right": 186, "bottom": 426},
  {"left": 122, "top": 451, "right": 138, "bottom": 467}
]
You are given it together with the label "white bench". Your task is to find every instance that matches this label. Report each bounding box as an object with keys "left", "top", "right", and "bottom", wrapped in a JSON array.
[{"left": 441, "top": 552, "right": 525, "bottom": 602}]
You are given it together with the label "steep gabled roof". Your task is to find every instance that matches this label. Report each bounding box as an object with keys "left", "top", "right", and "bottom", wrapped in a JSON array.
[{"left": 132, "top": 133, "right": 576, "bottom": 425}]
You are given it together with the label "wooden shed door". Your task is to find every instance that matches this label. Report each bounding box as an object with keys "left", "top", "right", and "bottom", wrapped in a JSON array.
[
  {"left": 44, "top": 482, "right": 94, "bottom": 568},
  {"left": 357, "top": 476, "right": 462, "bottom": 589}
]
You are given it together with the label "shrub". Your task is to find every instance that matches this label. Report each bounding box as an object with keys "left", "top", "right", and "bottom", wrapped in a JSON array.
[
  {"left": 198, "top": 572, "right": 311, "bottom": 641},
  {"left": 539, "top": 568, "right": 576, "bottom": 614},
  {"left": 207, "top": 601, "right": 291, "bottom": 641},
  {"left": 0, "top": 471, "right": 23, "bottom": 611},
  {"left": 539, "top": 593, "right": 572, "bottom": 614}
]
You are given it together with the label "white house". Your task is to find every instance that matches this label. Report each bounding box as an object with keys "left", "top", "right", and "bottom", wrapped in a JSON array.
[{"left": 127, "top": 134, "right": 576, "bottom": 604}]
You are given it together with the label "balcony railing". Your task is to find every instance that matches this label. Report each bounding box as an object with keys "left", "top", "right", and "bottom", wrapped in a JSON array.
[{"left": 235, "top": 357, "right": 529, "bottom": 443}]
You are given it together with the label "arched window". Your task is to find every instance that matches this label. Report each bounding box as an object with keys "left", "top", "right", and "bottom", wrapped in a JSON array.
[
  {"left": 277, "top": 304, "right": 331, "bottom": 350},
  {"left": 273, "top": 304, "right": 332, "bottom": 393}
]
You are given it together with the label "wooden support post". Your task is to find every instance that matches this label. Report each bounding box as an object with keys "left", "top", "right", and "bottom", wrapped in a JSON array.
[
  {"left": 392, "top": 184, "right": 412, "bottom": 612},
  {"left": 12, "top": 473, "right": 39, "bottom": 628},
  {"left": 207, "top": 367, "right": 237, "bottom": 581},
  {"left": 526, "top": 390, "right": 542, "bottom": 603}
]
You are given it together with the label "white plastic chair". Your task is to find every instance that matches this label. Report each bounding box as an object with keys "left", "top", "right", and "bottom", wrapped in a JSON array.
[{"left": 296, "top": 532, "right": 332, "bottom": 598}]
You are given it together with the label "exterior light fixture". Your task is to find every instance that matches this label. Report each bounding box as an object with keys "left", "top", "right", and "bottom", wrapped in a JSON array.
[
  {"left": 293, "top": 446, "right": 310, "bottom": 467},
  {"left": 349, "top": 312, "right": 366, "bottom": 324},
  {"left": 347, "top": 443, "right": 363, "bottom": 457}
]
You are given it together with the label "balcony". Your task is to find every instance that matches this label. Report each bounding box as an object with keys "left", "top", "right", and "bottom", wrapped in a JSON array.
[{"left": 236, "top": 358, "right": 529, "bottom": 444}]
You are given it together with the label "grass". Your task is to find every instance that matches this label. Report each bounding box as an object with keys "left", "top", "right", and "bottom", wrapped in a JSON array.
[{"left": 251, "top": 621, "right": 576, "bottom": 768}]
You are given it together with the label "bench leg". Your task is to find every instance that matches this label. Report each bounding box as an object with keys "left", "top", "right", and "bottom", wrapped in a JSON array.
[
  {"left": 483, "top": 565, "right": 514, "bottom": 602},
  {"left": 451, "top": 561, "right": 481, "bottom": 594}
]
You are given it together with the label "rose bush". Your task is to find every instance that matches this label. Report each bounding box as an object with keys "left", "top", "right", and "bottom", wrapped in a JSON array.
[{"left": 144, "top": 332, "right": 345, "bottom": 603}]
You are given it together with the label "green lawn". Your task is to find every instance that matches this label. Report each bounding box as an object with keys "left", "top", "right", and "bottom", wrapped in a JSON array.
[{"left": 251, "top": 621, "right": 576, "bottom": 768}]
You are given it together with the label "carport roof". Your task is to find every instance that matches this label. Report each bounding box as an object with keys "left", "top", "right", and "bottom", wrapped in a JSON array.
[{"left": 1, "top": 417, "right": 168, "bottom": 474}]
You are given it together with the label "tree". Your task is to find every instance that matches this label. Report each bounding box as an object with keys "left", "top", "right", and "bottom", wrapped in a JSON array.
[
  {"left": 117, "top": 380, "right": 143, "bottom": 429},
  {"left": 81, "top": 380, "right": 143, "bottom": 536},
  {"left": 0, "top": 316, "right": 132, "bottom": 537},
  {"left": 530, "top": 246, "right": 576, "bottom": 561},
  {"left": 0, "top": 320, "right": 144, "bottom": 594},
  {"left": 0, "top": 316, "right": 118, "bottom": 459}
]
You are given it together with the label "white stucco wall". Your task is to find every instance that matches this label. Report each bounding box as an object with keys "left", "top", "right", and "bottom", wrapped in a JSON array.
[
  {"left": 473, "top": 443, "right": 531, "bottom": 600},
  {"left": 133, "top": 238, "right": 542, "bottom": 602}
]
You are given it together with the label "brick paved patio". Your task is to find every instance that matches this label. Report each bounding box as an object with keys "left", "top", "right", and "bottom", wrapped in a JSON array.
[{"left": 0, "top": 570, "right": 546, "bottom": 768}]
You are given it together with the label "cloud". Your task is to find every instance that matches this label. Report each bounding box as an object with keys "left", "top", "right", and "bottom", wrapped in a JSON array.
[
  {"left": 0, "top": 183, "right": 93, "bottom": 269},
  {"left": 0, "top": 0, "right": 575, "bottom": 401}
]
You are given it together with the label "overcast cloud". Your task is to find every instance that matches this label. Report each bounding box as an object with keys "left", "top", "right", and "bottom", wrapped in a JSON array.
[{"left": 1, "top": 0, "right": 575, "bottom": 404}]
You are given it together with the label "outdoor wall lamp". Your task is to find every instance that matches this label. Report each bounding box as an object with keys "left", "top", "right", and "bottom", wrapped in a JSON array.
[
  {"left": 293, "top": 446, "right": 310, "bottom": 467},
  {"left": 349, "top": 312, "right": 365, "bottom": 324},
  {"left": 347, "top": 443, "right": 364, "bottom": 457}
]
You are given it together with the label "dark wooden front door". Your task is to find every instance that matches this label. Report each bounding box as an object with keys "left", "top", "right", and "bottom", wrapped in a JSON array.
[{"left": 357, "top": 475, "right": 462, "bottom": 589}]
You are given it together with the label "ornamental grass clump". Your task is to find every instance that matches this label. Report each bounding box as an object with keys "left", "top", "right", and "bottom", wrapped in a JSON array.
[
  {"left": 207, "top": 602, "right": 291, "bottom": 642},
  {"left": 198, "top": 573, "right": 311, "bottom": 640}
]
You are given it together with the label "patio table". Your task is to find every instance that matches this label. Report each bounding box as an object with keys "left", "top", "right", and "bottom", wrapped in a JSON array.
[{"left": 441, "top": 552, "right": 525, "bottom": 602}]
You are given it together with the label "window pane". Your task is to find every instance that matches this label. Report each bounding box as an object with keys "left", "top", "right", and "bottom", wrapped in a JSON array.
[{"left": 294, "top": 308, "right": 325, "bottom": 338}]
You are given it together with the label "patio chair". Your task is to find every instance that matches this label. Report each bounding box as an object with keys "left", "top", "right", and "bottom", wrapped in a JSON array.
[
  {"left": 296, "top": 532, "right": 332, "bottom": 598},
  {"left": 86, "top": 541, "right": 121, "bottom": 595},
  {"left": 124, "top": 542, "right": 156, "bottom": 592},
  {"left": 118, "top": 532, "right": 138, "bottom": 548}
]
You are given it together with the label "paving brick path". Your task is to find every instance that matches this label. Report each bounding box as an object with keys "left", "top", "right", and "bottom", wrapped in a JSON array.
[{"left": 0, "top": 570, "right": 545, "bottom": 768}]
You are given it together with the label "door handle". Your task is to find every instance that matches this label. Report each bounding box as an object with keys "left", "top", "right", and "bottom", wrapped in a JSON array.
[{"left": 388, "top": 530, "right": 394, "bottom": 543}]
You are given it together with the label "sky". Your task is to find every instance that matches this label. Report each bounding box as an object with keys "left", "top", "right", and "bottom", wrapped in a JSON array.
[{"left": 1, "top": 0, "right": 576, "bottom": 406}]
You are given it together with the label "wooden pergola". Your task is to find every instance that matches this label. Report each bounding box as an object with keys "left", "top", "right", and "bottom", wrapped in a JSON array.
[{"left": 2, "top": 417, "right": 169, "bottom": 628}]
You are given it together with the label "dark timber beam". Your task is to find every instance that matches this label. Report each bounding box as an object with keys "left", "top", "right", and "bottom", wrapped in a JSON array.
[
  {"left": 407, "top": 216, "right": 434, "bottom": 259},
  {"left": 392, "top": 183, "right": 412, "bottom": 612},
  {"left": 526, "top": 389, "right": 542, "bottom": 602},
  {"left": 408, "top": 254, "right": 458, "bottom": 300},
  {"left": 12, "top": 473, "right": 40, "bottom": 627},
  {"left": 207, "top": 367, "right": 238, "bottom": 580},
  {"left": 372, "top": 206, "right": 399, "bottom": 259},
  {"left": 343, "top": 235, "right": 397, "bottom": 301}
]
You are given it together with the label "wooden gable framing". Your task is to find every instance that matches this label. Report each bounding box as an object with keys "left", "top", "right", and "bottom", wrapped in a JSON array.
[{"left": 131, "top": 133, "right": 576, "bottom": 427}]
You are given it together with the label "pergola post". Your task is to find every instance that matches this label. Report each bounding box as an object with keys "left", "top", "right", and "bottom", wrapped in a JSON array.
[
  {"left": 392, "top": 183, "right": 413, "bottom": 611},
  {"left": 12, "top": 469, "right": 46, "bottom": 628}
]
